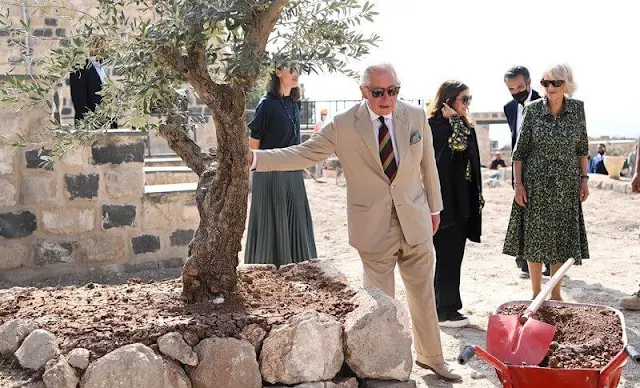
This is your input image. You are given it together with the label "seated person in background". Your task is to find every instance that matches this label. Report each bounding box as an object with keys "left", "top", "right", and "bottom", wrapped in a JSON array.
[
  {"left": 589, "top": 143, "right": 608, "bottom": 174},
  {"left": 489, "top": 152, "right": 507, "bottom": 170}
]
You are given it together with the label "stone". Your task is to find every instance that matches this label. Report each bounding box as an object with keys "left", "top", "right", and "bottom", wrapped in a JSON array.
[
  {"left": 260, "top": 311, "right": 343, "bottom": 385},
  {"left": 170, "top": 229, "right": 195, "bottom": 246},
  {"left": 141, "top": 201, "right": 173, "bottom": 229},
  {"left": 273, "top": 378, "right": 358, "bottom": 388},
  {"left": 60, "top": 146, "right": 88, "bottom": 166},
  {"left": 104, "top": 165, "right": 144, "bottom": 199},
  {"left": 78, "top": 234, "right": 126, "bottom": 263},
  {"left": 0, "top": 210, "right": 37, "bottom": 238},
  {"left": 123, "top": 257, "right": 182, "bottom": 273},
  {"left": 182, "top": 205, "right": 199, "bottom": 224},
  {"left": 43, "top": 356, "right": 79, "bottom": 388},
  {"left": 67, "top": 347, "right": 90, "bottom": 369},
  {"left": 132, "top": 235, "right": 161, "bottom": 255},
  {"left": 0, "top": 318, "right": 39, "bottom": 356},
  {"left": 157, "top": 332, "right": 198, "bottom": 366},
  {"left": 0, "top": 178, "right": 17, "bottom": 206},
  {"left": 80, "top": 343, "right": 165, "bottom": 388},
  {"left": 42, "top": 208, "right": 95, "bottom": 235},
  {"left": 163, "top": 358, "right": 192, "bottom": 388},
  {"left": 343, "top": 288, "right": 413, "bottom": 381},
  {"left": 360, "top": 380, "right": 417, "bottom": 388},
  {"left": 33, "top": 240, "right": 75, "bottom": 266},
  {"left": 91, "top": 141, "right": 145, "bottom": 165},
  {"left": 15, "top": 329, "right": 61, "bottom": 370},
  {"left": 0, "top": 243, "right": 29, "bottom": 270},
  {"left": 240, "top": 323, "right": 266, "bottom": 354},
  {"left": 21, "top": 173, "right": 57, "bottom": 204},
  {"left": 188, "top": 337, "right": 261, "bottom": 388},
  {"left": 25, "top": 149, "right": 52, "bottom": 169},
  {"left": 0, "top": 146, "right": 15, "bottom": 174},
  {"left": 102, "top": 204, "right": 136, "bottom": 229},
  {"left": 65, "top": 173, "right": 99, "bottom": 199}
]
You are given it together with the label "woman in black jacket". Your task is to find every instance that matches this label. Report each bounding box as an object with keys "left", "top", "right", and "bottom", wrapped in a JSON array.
[{"left": 427, "top": 80, "right": 483, "bottom": 328}]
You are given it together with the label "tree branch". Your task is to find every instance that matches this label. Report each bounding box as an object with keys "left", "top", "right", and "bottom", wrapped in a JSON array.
[
  {"left": 157, "top": 93, "right": 211, "bottom": 177},
  {"left": 249, "top": 0, "right": 289, "bottom": 53},
  {"left": 238, "top": 0, "right": 289, "bottom": 85},
  {"left": 158, "top": 46, "right": 189, "bottom": 76}
]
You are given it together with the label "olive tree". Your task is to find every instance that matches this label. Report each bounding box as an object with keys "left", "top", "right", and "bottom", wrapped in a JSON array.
[{"left": 0, "top": 0, "right": 378, "bottom": 301}]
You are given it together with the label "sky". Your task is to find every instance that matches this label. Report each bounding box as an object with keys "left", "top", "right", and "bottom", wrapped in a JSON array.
[{"left": 302, "top": 0, "right": 640, "bottom": 148}]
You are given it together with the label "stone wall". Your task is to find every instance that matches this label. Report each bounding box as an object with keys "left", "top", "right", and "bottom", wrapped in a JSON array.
[{"left": 0, "top": 130, "right": 199, "bottom": 284}]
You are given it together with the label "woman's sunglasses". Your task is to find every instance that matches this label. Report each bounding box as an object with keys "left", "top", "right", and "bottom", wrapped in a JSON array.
[
  {"left": 456, "top": 95, "right": 473, "bottom": 104},
  {"left": 540, "top": 79, "right": 564, "bottom": 88},
  {"left": 366, "top": 86, "right": 401, "bottom": 98}
]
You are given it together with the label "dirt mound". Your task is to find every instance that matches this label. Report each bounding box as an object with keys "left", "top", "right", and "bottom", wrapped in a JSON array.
[{"left": 0, "top": 263, "right": 356, "bottom": 361}]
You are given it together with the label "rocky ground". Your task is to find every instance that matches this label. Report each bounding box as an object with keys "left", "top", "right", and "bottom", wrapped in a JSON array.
[{"left": 1, "top": 178, "right": 640, "bottom": 387}]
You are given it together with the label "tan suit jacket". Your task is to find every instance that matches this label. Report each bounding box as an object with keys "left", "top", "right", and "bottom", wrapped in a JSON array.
[{"left": 255, "top": 100, "right": 443, "bottom": 253}]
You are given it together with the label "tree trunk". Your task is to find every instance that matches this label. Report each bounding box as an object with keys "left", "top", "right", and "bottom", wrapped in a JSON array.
[{"left": 181, "top": 85, "right": 249, "bottom": 302}]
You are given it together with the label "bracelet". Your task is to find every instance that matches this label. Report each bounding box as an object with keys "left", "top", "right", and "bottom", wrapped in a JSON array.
[{"left": 580, "top": 175, "right": 589, "bottom": 180}]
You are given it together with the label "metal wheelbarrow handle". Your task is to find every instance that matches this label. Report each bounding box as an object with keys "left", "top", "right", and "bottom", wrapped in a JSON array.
[
  {"left": 458, "top": 346, "right": 476, "bottom": 365},
  {"left": 626, "top": 344, "right": 640, "bottom": 364}
]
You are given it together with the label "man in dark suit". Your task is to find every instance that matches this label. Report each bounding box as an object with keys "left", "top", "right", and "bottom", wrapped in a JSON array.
[
  {"left": 503, "top": 65, "right": 549, "bottom": 278},
  {"left": 70, "top": 53, "right": 117, "bottom": 128}
]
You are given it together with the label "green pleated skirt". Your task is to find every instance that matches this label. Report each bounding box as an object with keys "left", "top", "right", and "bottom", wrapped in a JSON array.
[{"left": 244, "top": 170, "right": 317, "bottom": 267}]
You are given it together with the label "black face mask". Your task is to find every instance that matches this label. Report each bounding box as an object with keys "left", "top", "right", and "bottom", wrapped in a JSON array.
[{"left": 512, "top": 90, "right": 529, "bottom": 105}]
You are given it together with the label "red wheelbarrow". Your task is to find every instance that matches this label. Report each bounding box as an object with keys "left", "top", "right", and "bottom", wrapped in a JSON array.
[{"left": 458, "top": 301, "right": 640, "bottom": 388}]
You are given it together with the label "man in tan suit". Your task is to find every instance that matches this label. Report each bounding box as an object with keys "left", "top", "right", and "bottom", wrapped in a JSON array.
[{"left": 249, "top": 63, "right": 460, "bottom": 381}]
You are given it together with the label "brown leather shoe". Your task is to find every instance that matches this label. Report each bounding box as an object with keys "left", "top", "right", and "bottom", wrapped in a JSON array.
[{"left": 415, "top": 360, "right": 462, "bottom": 382}]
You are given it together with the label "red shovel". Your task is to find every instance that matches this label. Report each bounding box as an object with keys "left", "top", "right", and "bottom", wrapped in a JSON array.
[{"left": 486, "top": 258, "right": 575, "bottom": 365}]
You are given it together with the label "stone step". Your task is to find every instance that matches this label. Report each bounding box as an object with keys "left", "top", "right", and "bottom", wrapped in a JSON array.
[
  {"left": 144, "top": 182, "right": 197, "bottom": 198},
  {"left": 144, "top": 156, "right": 187, "bottom": 167},
  {"left": 144, "top": 165, "right": 198, "bottom": 186}
]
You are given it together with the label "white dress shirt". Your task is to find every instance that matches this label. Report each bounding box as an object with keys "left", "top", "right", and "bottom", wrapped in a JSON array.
[
  {"left": 516, "top": 88, "right": 533, "bottom": 136},
  {"left": 89, "top": 58, "right": 107, "bottom": 85}
]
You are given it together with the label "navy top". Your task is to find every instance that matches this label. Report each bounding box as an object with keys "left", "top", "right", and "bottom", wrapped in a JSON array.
[{"left": 249, "top": 93, "right": 301, "bottom": 150}]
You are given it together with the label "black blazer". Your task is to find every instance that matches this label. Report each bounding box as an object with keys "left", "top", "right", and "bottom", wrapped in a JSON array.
[
  {"left": 430, "top": 116, "right": 482, "bottom": 242},
  {"left": 503, "top": 89, "right": 541, "bottom": 149},
  {"left": 70, "top": 61, "right": 104, "bottom": 122}
]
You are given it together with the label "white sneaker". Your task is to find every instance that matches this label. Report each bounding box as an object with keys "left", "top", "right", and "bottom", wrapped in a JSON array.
[
  {"left": 439, "top": 315, "right": 470, "bottom": 328},
  {"left": 518, "top": 269, "right": 530, "bottom": 279}
]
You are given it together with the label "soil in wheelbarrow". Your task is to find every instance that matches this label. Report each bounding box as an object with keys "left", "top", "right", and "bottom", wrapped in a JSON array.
[{"left": 497, "top": 304, "right": 623, "bottom": 369}]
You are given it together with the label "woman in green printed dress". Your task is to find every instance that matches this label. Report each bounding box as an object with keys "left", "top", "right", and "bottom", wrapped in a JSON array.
[{"left": 503, "top": 64, "right": 589, "bottom": 301}]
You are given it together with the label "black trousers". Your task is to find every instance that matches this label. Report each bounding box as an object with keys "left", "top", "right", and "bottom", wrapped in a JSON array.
[{"left": 433, "top": 221, "right": 467, "bottom": 319}]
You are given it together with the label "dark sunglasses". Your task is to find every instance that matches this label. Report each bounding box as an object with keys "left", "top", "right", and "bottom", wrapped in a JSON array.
[
  {"left": 456, "top": 95, "right": 473, "bottom": 104},
  {"left": 366, "top": 86, "right": 401, "bottom": 98},
  {"left": 540, "top": 79, "right": 564, "bottom": 88}
]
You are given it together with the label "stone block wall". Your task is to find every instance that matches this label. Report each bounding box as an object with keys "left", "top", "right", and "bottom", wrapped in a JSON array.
[{"left": 0, "top": 131, "right": 199, "bottom": 284}]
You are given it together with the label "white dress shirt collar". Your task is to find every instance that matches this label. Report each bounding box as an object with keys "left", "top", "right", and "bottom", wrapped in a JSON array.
[{"left": 365, "top": 102, "right": 393, "bottom": 122}]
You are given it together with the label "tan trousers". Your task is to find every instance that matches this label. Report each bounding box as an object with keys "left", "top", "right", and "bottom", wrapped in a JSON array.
[{"left": 358, "top": 212, "right": 444, "bottom": 365}]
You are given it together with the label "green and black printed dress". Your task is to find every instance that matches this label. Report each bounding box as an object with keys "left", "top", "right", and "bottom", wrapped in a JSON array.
[{"left": 503, "top": 97, "right": 589, "bottom": 265}]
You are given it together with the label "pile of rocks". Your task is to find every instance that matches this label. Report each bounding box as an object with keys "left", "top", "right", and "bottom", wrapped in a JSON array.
[{"left": 0, "top": 288, "right": 417, "bottom": 387}]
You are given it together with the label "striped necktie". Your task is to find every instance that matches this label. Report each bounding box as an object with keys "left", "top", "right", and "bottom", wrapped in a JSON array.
[{"left": 378, "top": 116, "right": 397, "bottom": 181}]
